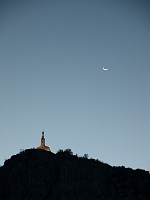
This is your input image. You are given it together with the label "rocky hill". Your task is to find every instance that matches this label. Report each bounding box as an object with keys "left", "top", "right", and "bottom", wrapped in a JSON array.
[{"left": 0, "top": 149, "right": 150, "bottom": 200}]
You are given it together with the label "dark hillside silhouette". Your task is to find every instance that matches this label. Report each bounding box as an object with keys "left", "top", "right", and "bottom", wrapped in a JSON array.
[{"left": 0, "top": 149, "right": 150, "bottom": 200}]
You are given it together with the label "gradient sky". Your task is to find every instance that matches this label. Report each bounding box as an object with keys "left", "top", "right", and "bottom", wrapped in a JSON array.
[{"left": 0, "top": 0, "right": 150, "bottom": 171}]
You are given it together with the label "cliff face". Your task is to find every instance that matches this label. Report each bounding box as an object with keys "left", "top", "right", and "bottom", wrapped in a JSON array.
[{"left": 0, "top": 149, "right": 150, "bottom": 200}]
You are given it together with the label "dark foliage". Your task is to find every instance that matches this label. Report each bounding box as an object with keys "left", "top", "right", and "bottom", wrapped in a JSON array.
[{"left": 0, "top": 149, "right": 150, "bottom": 200}]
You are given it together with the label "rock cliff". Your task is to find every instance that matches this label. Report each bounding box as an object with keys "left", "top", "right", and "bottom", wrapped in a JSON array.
[{"left": 0, "top": 149, "right": 150, "bottom": 200}]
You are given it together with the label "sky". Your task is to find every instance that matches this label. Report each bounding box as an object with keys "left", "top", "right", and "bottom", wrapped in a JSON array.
[{"left": 0, "top": 0, "right": 150, "bottom": 171}]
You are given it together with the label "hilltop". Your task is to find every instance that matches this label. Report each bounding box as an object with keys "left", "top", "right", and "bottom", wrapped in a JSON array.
[{"left": 0, "top": 149, "right": 150, "bottom": 200}]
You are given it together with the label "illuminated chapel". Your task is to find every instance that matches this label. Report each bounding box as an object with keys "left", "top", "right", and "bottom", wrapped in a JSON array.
[{"left": 37, "top": 131, "right": 51, "bottom": 151}]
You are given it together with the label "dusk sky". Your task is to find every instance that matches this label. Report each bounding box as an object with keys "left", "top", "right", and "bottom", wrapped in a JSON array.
[{"left": 0, "top": 0, "right": 150, "bottom": 171}]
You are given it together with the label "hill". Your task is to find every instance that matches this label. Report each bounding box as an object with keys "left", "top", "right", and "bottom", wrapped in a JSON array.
[{"left": 0, "top": 149, "right": 150, "bottom": 200}]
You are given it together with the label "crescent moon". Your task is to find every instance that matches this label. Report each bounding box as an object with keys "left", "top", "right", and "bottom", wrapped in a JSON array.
[{"left": 103, "top": 67, "right": 108, "bottom": 71}]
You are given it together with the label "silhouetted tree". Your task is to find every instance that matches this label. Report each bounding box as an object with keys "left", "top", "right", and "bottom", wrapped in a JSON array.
[
  {"left": 83, "top": 154, "right": 89, "bottom": 159},
  {"left": 57, "top": 149, "right": 64, "bottom": 154},
  {"left": 64, "top": 149, "right": 73, "bottom": 156}
]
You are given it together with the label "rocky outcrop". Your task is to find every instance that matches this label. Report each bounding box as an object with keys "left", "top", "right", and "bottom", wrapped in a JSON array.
[{"left": 0, "top": 149, "right": 150, "bottom": 200}]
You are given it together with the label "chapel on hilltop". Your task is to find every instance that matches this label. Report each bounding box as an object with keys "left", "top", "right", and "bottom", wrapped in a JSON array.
[{"left": 37, "top": 131, "right": 51, "bottom": 151}]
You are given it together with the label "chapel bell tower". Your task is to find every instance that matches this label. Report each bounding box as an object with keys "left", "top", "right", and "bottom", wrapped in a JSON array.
[
  {"left": 37, "top": 131, "right": 51, "bottom": 151},
  {"left": 41, "top": 131, "right": 45, "bottom": 146}
]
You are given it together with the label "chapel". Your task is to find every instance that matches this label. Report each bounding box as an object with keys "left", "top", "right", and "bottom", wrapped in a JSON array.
[{"left": 37, "top": 131, "right": 51, "bottom": 151}]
